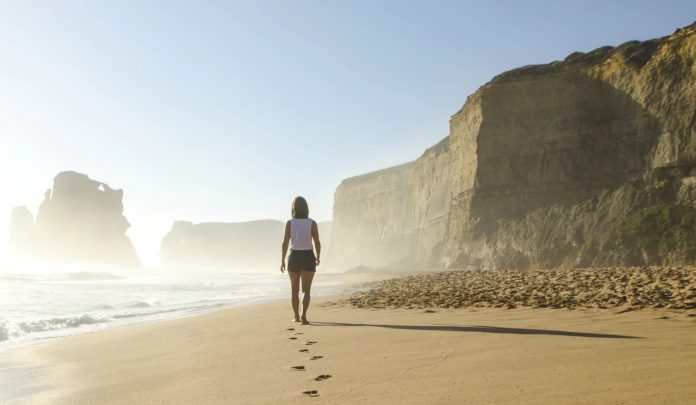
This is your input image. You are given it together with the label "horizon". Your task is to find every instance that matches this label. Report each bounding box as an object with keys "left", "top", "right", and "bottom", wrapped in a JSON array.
[{"left": 2, "top": 1, "right": 695, "bottom": 266}]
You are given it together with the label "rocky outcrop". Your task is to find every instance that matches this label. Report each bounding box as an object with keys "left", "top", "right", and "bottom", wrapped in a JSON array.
[
  {"left": 8, "top": 171, "right": 141, "bottom": 267},
  {"left": 330, "top": 22, "right": 696, "bottom": 270},
  {"left": 9, "top": 206, "right": 35, "bottom": 257},
  {"left": 161, "top": 220, "right": 331, "bottom": 270}
]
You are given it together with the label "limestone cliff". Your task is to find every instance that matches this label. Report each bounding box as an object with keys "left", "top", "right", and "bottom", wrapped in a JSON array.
[
  {"left": 9, "top": 171, "right": 141, "bottom": 267},
  {"left": 330, "top": 22, "right": 696, "bottom": 270},
  {"left": 160, "top": 219, "right": 331, "bottom": 270}
]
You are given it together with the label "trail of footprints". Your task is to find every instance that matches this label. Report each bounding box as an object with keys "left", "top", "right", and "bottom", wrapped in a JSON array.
[{"left": 286, "top": 327, "right": 331, "bottom": 398}]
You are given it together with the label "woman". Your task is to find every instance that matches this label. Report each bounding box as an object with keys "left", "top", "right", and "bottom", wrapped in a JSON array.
[{"left": 280, "top": 196, "right": 321, "bottom": 324}]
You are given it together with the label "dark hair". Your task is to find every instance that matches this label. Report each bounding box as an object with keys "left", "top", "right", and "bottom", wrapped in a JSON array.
[{"left": 292, "top": 196, "right": 309, "bottom": 219}]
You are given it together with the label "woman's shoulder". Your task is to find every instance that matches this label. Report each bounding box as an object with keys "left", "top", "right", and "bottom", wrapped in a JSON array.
[{"left": 288, "top": 218, "right": 313, "bottom": 224}]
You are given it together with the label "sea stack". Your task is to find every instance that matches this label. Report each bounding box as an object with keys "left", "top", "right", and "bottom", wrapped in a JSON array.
[{"left": 9, "top": 171, "right": 141, "bottom": 267}]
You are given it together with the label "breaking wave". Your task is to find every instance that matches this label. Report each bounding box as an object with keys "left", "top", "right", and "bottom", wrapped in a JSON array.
[
  {"left": 0, "top": 302, "right": 229, "bottom": 344},
  {"left": 0, "top": 269, "right": 324, "bottom": 348},
  {"left": 0, "top": 314, "right": 109, "bottom": 342}
]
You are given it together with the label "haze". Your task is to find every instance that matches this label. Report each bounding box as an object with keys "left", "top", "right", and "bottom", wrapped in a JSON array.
[{"left": 1, "top": 1, "right": 694, "bottom": 266}]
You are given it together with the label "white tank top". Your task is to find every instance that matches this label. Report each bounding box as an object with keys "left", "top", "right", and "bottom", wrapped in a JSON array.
[{"left": 290, "top": 218, "right": 313, "bottom": 251}]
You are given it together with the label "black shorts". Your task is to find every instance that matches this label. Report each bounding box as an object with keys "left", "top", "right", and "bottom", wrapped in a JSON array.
[{"left": 288, "top": 250, "right": 316, "bottom": 273}]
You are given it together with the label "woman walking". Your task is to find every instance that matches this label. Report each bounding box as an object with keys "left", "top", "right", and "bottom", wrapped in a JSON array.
[{"left": 280, "top": 196, "right": 321, "bottom": 324}]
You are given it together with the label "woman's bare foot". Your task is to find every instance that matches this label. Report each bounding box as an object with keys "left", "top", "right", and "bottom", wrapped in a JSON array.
[
  {"left": 293, "top": 317, "right": 301, "bottom": 322},
  {"left": 301, "top": 317, "right": 309, "bottom": 325}
]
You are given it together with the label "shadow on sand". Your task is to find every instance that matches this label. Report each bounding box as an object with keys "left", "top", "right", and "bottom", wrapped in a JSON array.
[{"left": 312, "top": 322, "right": 640, "bottom": 339}]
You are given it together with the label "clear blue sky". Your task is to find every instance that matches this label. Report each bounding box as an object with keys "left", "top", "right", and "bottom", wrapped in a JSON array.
[{"left": 1, "top": 1, "right": 694, "bottom": 266}]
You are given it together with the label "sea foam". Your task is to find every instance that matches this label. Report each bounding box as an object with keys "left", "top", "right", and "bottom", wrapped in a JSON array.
[{"left": 0, "top": 269, "right": 290, "bottom": 348}]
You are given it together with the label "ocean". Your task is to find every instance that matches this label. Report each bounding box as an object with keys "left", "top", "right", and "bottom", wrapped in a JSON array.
[{"left": 0, "top": 266, "right": 345, "bottom": 349}]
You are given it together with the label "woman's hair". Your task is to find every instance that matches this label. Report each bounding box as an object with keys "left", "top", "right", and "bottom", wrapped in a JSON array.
[{"left": 292, "top": 196, "right": 309, "bottom": 219}]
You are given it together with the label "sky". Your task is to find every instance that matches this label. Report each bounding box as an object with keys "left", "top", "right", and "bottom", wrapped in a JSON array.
[{"left": 1, "top": 1, "right": 695, "bottom": 266}]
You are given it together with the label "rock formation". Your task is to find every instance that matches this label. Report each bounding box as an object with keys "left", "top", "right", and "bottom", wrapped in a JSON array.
[
  {"left": 330, "top": 22, "right": 696, "bottom": 270},
  {"left": 9, "top": 171, "right": 141, "bottom": 267},
  {"left": 9, "top": 206, "right": 35, "bottom": 257},
  {"left": 160, "top": 219, "right": 331, "bottom": 270}
]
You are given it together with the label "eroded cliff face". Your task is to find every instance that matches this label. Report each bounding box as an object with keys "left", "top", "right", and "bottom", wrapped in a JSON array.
[
  {"left": 9, "top": 171, "right": 141, "bottom": 267},
  {"left": 161, "top": 219, "right": 331, "bottom": 270},
  {"left": 330, "top": 22, "right": 696, "bottom": 270}
]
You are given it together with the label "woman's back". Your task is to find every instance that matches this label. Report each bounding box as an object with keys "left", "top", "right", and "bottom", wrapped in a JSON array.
[
  {"left": 289, "top": 218, "right": 313, "bottom": 251},
  {"left": 281, "top": 196, "right": 319, "bottom": 324}
]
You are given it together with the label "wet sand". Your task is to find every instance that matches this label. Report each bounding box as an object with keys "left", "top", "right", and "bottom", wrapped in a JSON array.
[{"left": 6, "top": 292, "right": 696, "bottom": 404}]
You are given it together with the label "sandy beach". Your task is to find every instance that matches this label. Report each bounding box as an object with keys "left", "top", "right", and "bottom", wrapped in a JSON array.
[
  {"left": 3, "top": 6, "right": 696, "bottom": 405},
  {"left": 4, "top": 268, "right": 696, "bottom": 405}
]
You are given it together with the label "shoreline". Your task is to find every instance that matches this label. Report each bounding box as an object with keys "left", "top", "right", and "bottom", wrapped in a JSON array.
[
  {"left": 6, "top": 291, "right": 696, "bottom": 404},
  {"left": 0, "top": 270, "right": 398, "bottom": 352}
]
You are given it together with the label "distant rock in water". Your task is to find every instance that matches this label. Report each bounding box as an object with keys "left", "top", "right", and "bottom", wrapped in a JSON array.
[
  {"left": 161, "top": 220, "right": 331, "bottom": 270},
  {"left": 9, "top": 206, "right": 35, "bottom": 257},
  {"left": 9, "top": 171, "right": 141, "bottom": 267},
  {"left": 330, "top": 22, "right": 696, "bottom": 270}
]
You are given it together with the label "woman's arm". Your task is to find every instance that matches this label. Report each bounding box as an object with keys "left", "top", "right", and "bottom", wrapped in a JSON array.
[
  {"left": 311, "top": 221, "right": 321, "bottom": 266},
  {"left": 280, "top": 220, "right": 290, "bottom": 272}
]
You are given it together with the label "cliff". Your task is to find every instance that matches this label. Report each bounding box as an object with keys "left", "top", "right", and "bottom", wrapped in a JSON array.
[
  {"left": 160, "top": 219, "right": 331, "bottom": 270},
  {"left": 330, "top": 22, "right": 696, "bottom": 270},
  {"left": 9, "top": 171, "right": 141, "bottom": 267}
]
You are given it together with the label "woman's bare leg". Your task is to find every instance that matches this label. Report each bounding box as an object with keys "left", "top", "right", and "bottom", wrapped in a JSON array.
[
  {"left": 300, "top": 270, "right": 315, "bottom": 324},
  {"left": 288, "top": 271, "right": 301, "bottom": 322}
]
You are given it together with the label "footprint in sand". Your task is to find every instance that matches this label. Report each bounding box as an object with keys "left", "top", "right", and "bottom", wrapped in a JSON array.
[
  {"left": 310, "top": 356, "right": 323, "bottom": 360},
  {"left": 289, "top": 337, "right": 298, "bottom": 340},
  {"left": 315, "top": 374, "right": 332, "bottom": 381},
  {"left": 299, "top": 349, "right": 309, "bottom": 352},
  {"left": 303, "top": 390, "right": 319, "bottom": 397},
  {"left": 291, "top": 366, "right": 305, "bottom": 371},
  {"left": 305, "top": 341, "right": 317, "bottom": 345},
  {"left": 286, "top": 328, "right": 295, "bottom": 331},
  {"left": 295, "top": 332, "right": 304, "bottom": 335}
]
